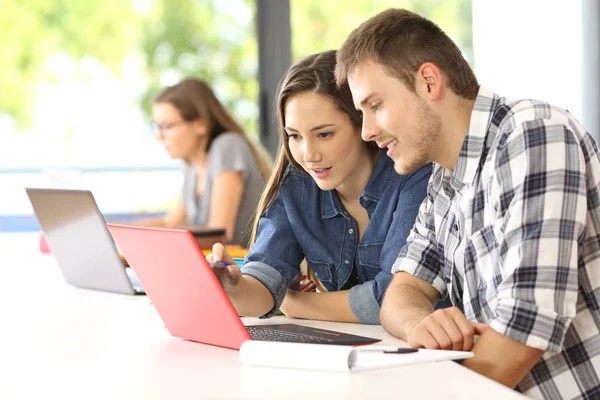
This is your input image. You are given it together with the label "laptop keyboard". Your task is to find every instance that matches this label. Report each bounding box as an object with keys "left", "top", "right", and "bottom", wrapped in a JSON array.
[{"left": 246, "top": 326, "right": 333, "bottom": 344}]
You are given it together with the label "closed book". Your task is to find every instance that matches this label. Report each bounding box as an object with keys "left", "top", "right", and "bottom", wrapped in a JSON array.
[{"left": 240, "top": 341, "right": 473, "bottom": 372}]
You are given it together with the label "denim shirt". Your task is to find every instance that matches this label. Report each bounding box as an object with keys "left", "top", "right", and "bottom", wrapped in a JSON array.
[{"left": 242, "top": 152, "right": 431, "bottom": 324}]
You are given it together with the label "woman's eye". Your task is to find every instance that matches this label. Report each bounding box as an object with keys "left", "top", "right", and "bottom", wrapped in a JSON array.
[
  {"left": 318, "top": 131, "right": 333, "bottom": 139},
  {"left": 287, "top": 133, "right": 299, "bottom": 140},
  {"left": 371, "top": 102, "right": 381, "bottom": 111}
]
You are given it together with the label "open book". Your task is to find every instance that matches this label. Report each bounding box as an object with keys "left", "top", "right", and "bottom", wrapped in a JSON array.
[{"left": 240, "top": 341, "right": 473, "bottom": 372}]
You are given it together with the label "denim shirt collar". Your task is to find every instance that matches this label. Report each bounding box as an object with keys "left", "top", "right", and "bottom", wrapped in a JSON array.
[{"left": 321, "top": 151, "right": 392, "bottom": 219}]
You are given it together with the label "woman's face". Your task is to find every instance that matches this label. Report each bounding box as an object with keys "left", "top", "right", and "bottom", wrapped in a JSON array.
[
  {"left": 152, "top": 102, "right": 205, "bottom": 159},
  {"left": 284, "top": 92, "right": 368, "bottom": 191}
]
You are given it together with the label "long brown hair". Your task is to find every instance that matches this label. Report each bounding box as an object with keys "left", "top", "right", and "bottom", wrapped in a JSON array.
[
  {"left": 249, "top": 50, "right": 378, "bottom": 246},
  {"left": 154, "top": 78, "right": 272, "bottom": 180},
  {"left": 336, "top": 8, "right": 479, "bottom": 100}
]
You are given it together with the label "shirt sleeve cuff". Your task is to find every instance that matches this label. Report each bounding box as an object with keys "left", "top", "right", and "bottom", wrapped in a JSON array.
[
  {"left": 241, "top": 261, "right": 288, "bottom": 319},
  {"left": 349, "top": 280, "right": 381, "bottom": 324},
  {"left": 490, "top": 298, "right": 572, "bottom": 353},
  {"left": 392, "top": 257, "right": 447, "bottom": 298}
]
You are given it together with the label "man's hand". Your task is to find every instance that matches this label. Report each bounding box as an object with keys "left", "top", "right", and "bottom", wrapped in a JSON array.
[{"left": 406, "top": 306, "right": 488, "bottom": 351}]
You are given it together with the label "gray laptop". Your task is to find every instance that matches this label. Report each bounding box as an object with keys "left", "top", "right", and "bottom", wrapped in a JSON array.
[{"left": 26, "top": 188, "right": 145, "bottom": 295}]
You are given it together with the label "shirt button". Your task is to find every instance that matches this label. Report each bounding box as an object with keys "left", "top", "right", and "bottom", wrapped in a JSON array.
[
  {"left": 348, "top": 228, "right": 354, "bottom": 234},
  {"left": 314, "top": 271, "right": 318, "bottom": 277},
  {"left": 345, "top": 260, "right": 350, "bottom": 264}
]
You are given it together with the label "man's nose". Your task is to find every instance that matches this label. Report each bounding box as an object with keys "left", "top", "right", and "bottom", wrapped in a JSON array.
[{"left": 361, "top": 113, "right": 380, "bottom": 142}]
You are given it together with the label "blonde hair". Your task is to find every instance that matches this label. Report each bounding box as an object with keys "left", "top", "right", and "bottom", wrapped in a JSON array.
[{"left": 154, "top": 78, "right": 272, "bottom": 180}]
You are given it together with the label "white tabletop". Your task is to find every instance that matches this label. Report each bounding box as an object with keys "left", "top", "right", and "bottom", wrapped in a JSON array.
[{"left": 0, "top": 234, "right": 525, "bottom": 399}]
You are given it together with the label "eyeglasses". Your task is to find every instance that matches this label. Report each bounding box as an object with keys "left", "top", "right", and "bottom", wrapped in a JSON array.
[{"left": 151, "top": 120, "right": 187, "bottom": 136}]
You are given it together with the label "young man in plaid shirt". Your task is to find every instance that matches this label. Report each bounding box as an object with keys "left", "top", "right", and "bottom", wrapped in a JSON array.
[{"left": 337, "top": 8, "right": 600, "bottom": 400}]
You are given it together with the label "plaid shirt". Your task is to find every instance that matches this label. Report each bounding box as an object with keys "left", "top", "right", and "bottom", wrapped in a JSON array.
[{"left": 394, "top": 87, "right": 600, "bottom": 399}]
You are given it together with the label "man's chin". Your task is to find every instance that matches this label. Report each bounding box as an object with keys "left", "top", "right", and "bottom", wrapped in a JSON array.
[{"left": 393, "top": 159, "right": 426, "bottom": 175}]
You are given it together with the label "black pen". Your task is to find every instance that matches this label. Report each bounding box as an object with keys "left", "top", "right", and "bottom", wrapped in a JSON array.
[
  {"left": 383, "top": 348, "right": 418, "bottom": 354},
  {"left": 360, "top": 346, "right": 418, "bottom": 354}
]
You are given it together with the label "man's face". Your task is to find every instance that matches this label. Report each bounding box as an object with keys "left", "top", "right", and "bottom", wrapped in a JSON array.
[{"left": 348, "top": 60, "right": 441, "bottom": 174}]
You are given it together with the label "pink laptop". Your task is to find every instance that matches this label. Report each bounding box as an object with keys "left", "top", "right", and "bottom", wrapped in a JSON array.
[{"left": 107, "top": 224, "right": 380, "bottom": 350}]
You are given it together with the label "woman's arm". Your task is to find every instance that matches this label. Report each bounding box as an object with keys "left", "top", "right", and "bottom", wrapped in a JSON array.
[
  {"left": 134, "top": 198, "right": 187, "bottom": 228},
  {"left": 280, "top": 289, "right": 360, "bottom": 323},
  {"left": 207, "top": 170, "right": 244, "bottom": 242},
  {"left": 207, "top": 243, "right": 275, "bottom": 317},
  {"left": 228, "top": 275, "right": 276, "bottom": 317}
]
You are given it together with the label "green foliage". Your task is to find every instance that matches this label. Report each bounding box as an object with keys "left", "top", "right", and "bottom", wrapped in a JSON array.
[
  {"left": 0, "top": 0, "right": 257, "bottom": 134},
  {"left": 0, "top": 0, "right": 470, "bottom": 136},
  {"left": 0, "top": 0, "right": 139, "bottom": 128},
  {"left": 291, "top": 0, "right": 473, "bottom": 64},
  {"left": 139, "top": 0, "right": 258, "bottom": 135}
]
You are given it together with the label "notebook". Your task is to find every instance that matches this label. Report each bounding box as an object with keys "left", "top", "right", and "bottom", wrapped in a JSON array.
[
  {"left": 25, "top": 188, "right": 145, "bottom": 295},
  {"left": 106, "top": 224, "right": 381, "bottom": 349},
  {"left": 240, "top": 341, "right": 474, "bottom": 372}
]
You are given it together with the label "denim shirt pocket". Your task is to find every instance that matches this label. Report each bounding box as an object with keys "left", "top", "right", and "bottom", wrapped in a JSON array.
[
  {"left": 358, "top": 241, "right": 385, "bottom": 279},
  {"left": 305, "top": 258, "right": 335, "bottom": 289}
]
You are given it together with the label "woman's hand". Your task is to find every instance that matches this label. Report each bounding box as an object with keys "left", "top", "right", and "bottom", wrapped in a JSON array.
[
  {"left": 206, "top": 243, "right": 241, "bottom": 291},
  {"left": 288, "top": 274, "right": 317, "bottom": 292}
]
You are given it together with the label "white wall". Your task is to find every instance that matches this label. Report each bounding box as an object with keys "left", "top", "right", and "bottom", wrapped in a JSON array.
[{"left": 472, "top": 0, "right": 583, "bottom": 123}]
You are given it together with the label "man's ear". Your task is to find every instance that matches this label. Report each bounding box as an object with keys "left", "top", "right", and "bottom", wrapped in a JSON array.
[{"left": 417, "top": 62, "right": 443, "bottom": 100}]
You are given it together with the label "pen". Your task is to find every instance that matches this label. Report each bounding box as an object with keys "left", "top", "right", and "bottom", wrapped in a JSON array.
[
  {"left": 383, "top": 348, "right": 418, "bottom": 354},
  {"left": 360, "top": 346, "right": 418, "bottom": 354},
  {"left": 209, "top": 261, "right": 231, "bottom": 268}
]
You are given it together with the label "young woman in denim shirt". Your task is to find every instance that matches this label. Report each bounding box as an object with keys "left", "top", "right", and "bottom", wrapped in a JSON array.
[{"left": 208, "top": 50, "right": 432, "bottom": 324}]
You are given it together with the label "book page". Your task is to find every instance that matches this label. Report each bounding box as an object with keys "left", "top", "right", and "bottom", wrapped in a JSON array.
[
  {"left": 240, "top": 341, "right": 353, "bottom": 372},
  {"left": 350, "top": 348, "right": 474, "bottom": 372},
  {"left": 240, "top": 342, "right": 474, "bottom": 373}
]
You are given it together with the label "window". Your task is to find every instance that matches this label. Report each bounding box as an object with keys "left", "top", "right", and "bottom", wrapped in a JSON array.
[
  {"left": 472, "top": 0, "right": 584, "bottom": 124},
  {"left": 0, "top": 0, "right": 257, "bottom": 231},
  {"left": 291, "top": 0, "right": 473, "bottom": 64}
]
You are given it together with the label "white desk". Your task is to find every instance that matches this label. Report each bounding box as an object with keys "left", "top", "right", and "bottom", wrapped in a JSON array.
[{"left": 0, "top": 234, "right": 525, "bottom": 399}]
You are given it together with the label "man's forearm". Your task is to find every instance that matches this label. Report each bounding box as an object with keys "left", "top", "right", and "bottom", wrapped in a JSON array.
[
  {"left": 228, "top": 276, "right": 275, "bottom": 317},
  {"left": 461, "top": 326, "right": 544, "bottom": 388},
  {"left": 380, "top": 277, "right": 436, "bottom": 340},
  {"left": 280, "top": 290, "right": 360, "bottom": 323}
]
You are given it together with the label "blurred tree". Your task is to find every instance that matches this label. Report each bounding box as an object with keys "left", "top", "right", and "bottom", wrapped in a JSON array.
[
  {"left": 0, "top": 0, "right": 139, "bottom": 129},
  {"left": 140, "top": 0, "right": 258, "bottom": 135},
  {"left": 0, "top": 0, "right": 469, "bottom": 137},
  {"left": 0, "top": 0, "right": 258, "bottom": 134},
  {"left": 291, "top": 0, "right": 473, "bottom": 65}
]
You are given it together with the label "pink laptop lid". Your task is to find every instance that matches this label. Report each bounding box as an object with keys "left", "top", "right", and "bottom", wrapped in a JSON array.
[{"left": 107, "top": 224, "right": 251, "bottom": 350}]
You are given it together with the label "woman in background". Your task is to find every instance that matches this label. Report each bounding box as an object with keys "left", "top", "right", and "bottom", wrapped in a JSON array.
[{"left": 137, "top": 78, "right": 272, "bottom": 247}]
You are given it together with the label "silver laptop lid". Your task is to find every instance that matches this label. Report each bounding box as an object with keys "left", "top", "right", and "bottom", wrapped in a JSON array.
[{"left": 25, "top": 188, "right": 136, "bottom": 294}]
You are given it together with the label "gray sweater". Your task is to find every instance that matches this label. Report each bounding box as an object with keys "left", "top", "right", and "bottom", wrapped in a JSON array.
[{"left": 182, "top": 132, "right": 266, "bottom": 246}]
